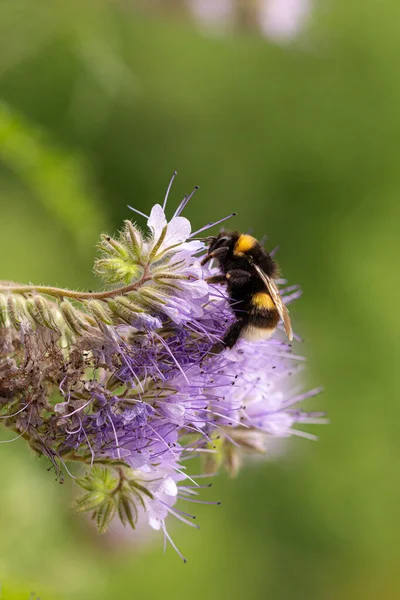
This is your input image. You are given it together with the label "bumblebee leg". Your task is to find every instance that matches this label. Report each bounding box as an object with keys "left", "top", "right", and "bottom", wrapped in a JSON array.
[
  {"left": 200, "top": 246, "right": 229, "bottom": 266},
  {"left": 200, "top": 254, "right": 212, "bottom": 266},
  {"left": 206, "top": 270, "right": 251, "bottom": 285},
  {"left": 207, "top": 321, "right": 244, "bottom": 355},
  {"left": 225, "top": 269, "right": 252, "bottom": 285},
  {"left": 206, "top": 274, "right": 227, "bottom": 284},
  {"left": 221, "top": 319, "right": 245, "bottom": 349}
]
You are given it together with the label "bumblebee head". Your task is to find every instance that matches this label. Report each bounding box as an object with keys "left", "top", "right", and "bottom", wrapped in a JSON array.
[{"left": 202, "top": 231, "right": 238, "bottom": 253}]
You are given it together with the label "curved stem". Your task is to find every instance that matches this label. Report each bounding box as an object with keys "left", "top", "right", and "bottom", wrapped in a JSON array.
[{"left": 0, "top": 268, "right": 152, "bottom": 301}]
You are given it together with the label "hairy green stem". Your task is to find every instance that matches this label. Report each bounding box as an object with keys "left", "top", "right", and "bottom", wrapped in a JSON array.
[{"left": 0, "top": 267, "right": 152, "bottom": 301}]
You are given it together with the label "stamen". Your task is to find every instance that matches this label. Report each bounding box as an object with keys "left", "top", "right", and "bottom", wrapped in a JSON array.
[
  {"left": 188, "top": 473, "right": 219, "bottom": 479},
  {"left": 291, "top": 414, "right": 329, "bottom": 425},
  {"left": 108, "top": 413, "right": 122, "bottom": 460},
  {"left": 190, "top": 213, "right": 237, "bottom": 237},
  {"left": 183, "top": 424, "right": 216, "bottom": 446},
  {"left": 220, "top": 431, "right": 241, "bottom": 448},
  {"left": 161, "top": 522, "right": 187, "bottom": 563},
  {"left": 56, "top": 454, "right": 77, "bottom": 480},
  {"left": 0, "top": 400, "right": 33, "bottom": 420},
  {"left": 127, "top": 205, "right": 149, "bottom": 219},
  {"left": 177, "top": 487, "right": 200, "bottom": 496},
  {"left": 60, "top": 397, "right": 93, "bottom": 419},
  {"left": 153, "top": 332, "right": 189, "bottom": 384},
  {"left": 167, "top": 508, "right": 200, "bottom": 529},
  {"left": 0, "top": 406, "right": 33, "bottom": 445},
  {"left": 161, "top": 502, "right": 196, "bottom": 519},
  {"left": 174, "top": 194, "right": 188, "bottom": 218},
  {"left": 163, "top": 170, "right": 178, "bottom": 211},
  {"left": 182, "top": 447, "right": 218, "bottom": 454},
  {"left": 287, "top": 428, "right": 319, "bottom": 441},
  {"left": 180, "top": 484, "right": 213, "bottom": 490},
  {"left": 177, "top": 496, "right": 221, "bottom": 506},
  {"left": 280, "top": 284, "right": 301, "bottom": 294},
  {"left": 83, "top": 426, "right": 95, "bottom": 467},
  {"left": 201, "top": 408, "right": 249, "bottom": 428},
  {"left": 263, "top": 350, "right": 307, "bottom": 361},
  {"left": 0, "top": 431, "right": 26, "bottom": 444},
  {"left": 173, "top": 186, "right": 199, "bottom": 217},
  {"left": 172, "top": 465, "right": 199, "bottom": 487},
  {"left": 282, "top": 387, "right": 324, "bottom": 408},
  {"left": 147, "top": 424, "right": 180, "bottom": 460},
  {"left": 65, "top": 421, "right": 83, "bottom": 435},
  {"left": 163, "top": 525, "right": 167, "bottom": 554}
]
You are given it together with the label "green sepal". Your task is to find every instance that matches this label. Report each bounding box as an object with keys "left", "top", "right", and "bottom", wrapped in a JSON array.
[
  {"left": 75, "top": 490, "right": 106, "bottom": 512},
  {"left": 26, "top": 295, "right": 58, "bottom": 331},
  {"left": 139, "top": 288, "right": 167, "bottom": 306},
  {"left": 122, "top": 220, "right": 143, "bottom": 257},
  {"left": 107, "top": 296, "right": 143, "bottom": 324},
  {"left": 86, "top": 299, "right": 114, "bottom": 325},
  {"left": 0, "top": 293, "right": 8, "bottom": 327},
  {"left": 94, "top": 499, "right": 116, "bottom": 533},
  {"left": 129, "top": 479, "right": 154, "bottom": 500},
  {"left": 59, "top": 300, "right": 90, "bottom": 335},
  {"left": 117, "top": 494, "right": 138, "bottom": 529},
  {"left": 94, "top": 227, "right": 144, "bottom": 285},
  {"left": 6, "top": 294, "right": 25, "bottom": 329},
  {"left": 149, "top": 224, "right": 167, "bottom": 260},
  {"left": 74, "top": 465, "right": 153, "bottom": 534},
  {"left": 97, "top": 233, "right": 129, "bottom": 259},
  {"left": 94, "top": 257, "right": 141, "bottom": 285}
]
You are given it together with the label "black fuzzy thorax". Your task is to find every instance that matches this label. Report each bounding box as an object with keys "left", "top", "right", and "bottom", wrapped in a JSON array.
[{"left": 210, "top": 231, "right": 277, "bottom": 277}]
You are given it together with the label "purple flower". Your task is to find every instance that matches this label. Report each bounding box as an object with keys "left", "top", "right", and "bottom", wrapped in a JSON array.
[{"left": 0, "top": 174, "right": 324, "bottom": 560}]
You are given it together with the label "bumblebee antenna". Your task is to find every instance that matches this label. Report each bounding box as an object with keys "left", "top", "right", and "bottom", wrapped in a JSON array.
[
  {"left": 190, "top": 213, "right": 237, "bottom": 237},
  {"left": 191, "top": 236, "right": 216, "bottom": 242},
  {"left": 162, "top": 170, "right": 178, "bottom": 211},
  {"left": 173, "top": 186, "right": 200, "bottom": 217}
]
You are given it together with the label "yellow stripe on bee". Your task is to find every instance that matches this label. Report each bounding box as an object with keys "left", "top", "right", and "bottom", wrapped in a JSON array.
[
  {"left": 233, "top": 234, "right": 257, "bottom": 255},
  {"left": 252, "top": 292, "right": 275, "bottom": 310}
]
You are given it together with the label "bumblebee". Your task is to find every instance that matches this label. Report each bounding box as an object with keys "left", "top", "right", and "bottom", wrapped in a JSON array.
[{"left": 201, "top": 232, "right": 293, "bottom": 349}]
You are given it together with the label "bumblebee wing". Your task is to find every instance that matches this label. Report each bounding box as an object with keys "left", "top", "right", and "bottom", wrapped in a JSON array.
[{"left": 253, "top": 264, "right": 293, "bottom": 341}]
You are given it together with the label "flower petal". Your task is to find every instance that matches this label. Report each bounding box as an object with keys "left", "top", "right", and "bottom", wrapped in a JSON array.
[{"left": 148, "top": 204, "right": 167, "bottom": 242}]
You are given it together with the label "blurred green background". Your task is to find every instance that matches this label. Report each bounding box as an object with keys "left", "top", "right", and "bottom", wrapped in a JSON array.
[{"left": 0, "top": 0, "right": 399, "bottom": 598}]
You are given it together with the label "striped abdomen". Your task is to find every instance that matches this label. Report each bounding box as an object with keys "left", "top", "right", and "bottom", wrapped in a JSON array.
[{"left": 241, "top": 291, "right": 279, "bottom": 342}]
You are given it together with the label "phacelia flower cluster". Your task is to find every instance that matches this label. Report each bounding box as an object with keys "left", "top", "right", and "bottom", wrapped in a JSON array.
[{"left": 0, "top": 175, "right": 324, "bottom": 560}]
